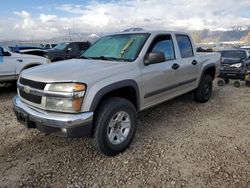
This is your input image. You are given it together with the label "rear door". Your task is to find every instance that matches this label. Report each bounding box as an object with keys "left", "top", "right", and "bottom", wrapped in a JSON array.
[
  {"left": 141, "top": 34, "right": 180, "bottom": 108},
  {"left": 174, "top": 34, "right": 200, "bottom": 91}
]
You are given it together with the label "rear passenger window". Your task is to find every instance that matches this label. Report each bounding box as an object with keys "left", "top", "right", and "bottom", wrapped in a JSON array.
[
  {"left": 148, "top": 35, "right": 175, "bottom": 61},
  {"left": 176, "top": 35, "right": 194, "bottom": 58}
]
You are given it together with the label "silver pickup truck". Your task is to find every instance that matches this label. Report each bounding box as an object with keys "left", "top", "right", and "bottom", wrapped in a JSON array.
[
  {"left": 13, "top": 31, "right": 220, "bottom": 155},
  {"left": 0, "top": 47, "right": 50, "bottom": 84}
]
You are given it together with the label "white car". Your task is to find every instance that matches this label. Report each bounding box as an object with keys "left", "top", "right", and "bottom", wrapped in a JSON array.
[{"left": 0, "top": 46, "right": 50, "bottom": 84}]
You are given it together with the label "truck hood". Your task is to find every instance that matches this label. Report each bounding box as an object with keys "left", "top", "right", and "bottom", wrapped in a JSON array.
[
  {"left": 11, "top": 51, "right": 48, "bottom": 61},
  {"left": 221, "top": 57, "right": 242, "bottom": 64},
  {"left": 21, "top": 59, "right": 132, "bottom": 84}
]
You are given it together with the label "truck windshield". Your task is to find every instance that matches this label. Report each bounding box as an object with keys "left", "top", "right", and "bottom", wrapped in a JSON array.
[
  {"left": 81, "top": 33, "right": 149, "bottom": 62},
  {"left": 53, "top": 43, "right": 69, "bottom": 50},
  {"left": 222, "top": 51, "right": 246, "bottom": 59}
]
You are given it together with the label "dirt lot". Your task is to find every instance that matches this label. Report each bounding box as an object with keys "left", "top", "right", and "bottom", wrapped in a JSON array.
[{"left": 0, "top": 81, "right": 249, "bottom": 188}]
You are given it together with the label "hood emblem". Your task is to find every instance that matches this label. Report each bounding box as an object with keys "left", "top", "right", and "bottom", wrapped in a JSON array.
[{"left": 23, "top": 86, "right": 31, "bottom": 94}]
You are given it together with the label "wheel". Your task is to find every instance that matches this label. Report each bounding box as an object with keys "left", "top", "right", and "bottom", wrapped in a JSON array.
[
  {"left": 194, "top": 74, "right": 213, "bottom": 103},
  {"left": 223, "top": 78, "right": 229, "bottom": 84},
  {"left": 0, "top": 82, "right": 7, "bottom": 87},
  {"left": 246, "top": 80, "right": 250, "bottom": 87},
  {"left": 234, "top": 81, "right": 240, "bottom": 88},
  {"left": 217, "top": 79, "right": 225, "bottom": 86},
  {"left": 91, "top": 97, "right": 137, "bottom": 156}
]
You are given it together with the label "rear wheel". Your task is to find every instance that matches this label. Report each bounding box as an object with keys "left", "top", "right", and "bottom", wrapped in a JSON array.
[
  {"left": 91, "top": 97, "right": 137, "bottom": 156},
  {"left": 194, "top": 74, "right": 213, "bottom": 103}
]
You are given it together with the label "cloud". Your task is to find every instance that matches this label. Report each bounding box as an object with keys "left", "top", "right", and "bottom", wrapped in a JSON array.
[{"left": 1, "top": 0, "right": 250, "bottom": 40}]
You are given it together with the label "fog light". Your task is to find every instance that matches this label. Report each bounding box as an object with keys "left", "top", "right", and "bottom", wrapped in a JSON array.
[{"left": 61, "top": 128, "right": 67, "bottom": 133}]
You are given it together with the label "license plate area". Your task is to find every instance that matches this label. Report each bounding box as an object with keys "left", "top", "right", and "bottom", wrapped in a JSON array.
[{"left": 15, "top": 110, "right": 29, "bottom": 126}]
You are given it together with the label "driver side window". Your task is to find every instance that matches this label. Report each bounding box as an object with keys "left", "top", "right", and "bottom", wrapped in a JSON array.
[{"left": 148, "top": 35, "right": 175, "bottom": 61}]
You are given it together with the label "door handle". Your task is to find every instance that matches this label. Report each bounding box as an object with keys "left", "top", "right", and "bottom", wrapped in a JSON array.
[
  {"left": 192, "top": 60, "right": 198, "bottom": 65},
  {"left": 172, "top": 63, "right": 180, "bottom": 70},
  {"left": 17, "top": 59, "right": 23, "bottom": 62}
]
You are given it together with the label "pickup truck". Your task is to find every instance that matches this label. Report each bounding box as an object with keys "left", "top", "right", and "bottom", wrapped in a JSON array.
[
  {"left": 0, "top": 46, "right": 50, "bottom": 84},
  {"left": 13, "top": 31, "right": 220, "bottom": 156},
  {"left": 45, "top": 41, "right": 91, "bottom": 62}
]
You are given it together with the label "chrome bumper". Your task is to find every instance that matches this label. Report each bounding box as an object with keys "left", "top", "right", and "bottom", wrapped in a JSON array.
[{"left": 12, "top": 95, "right": 94, "bottom": 137}]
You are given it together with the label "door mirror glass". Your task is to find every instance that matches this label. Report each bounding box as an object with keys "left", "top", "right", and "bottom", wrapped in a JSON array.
[{"left": 145, "top": 52, "right": 165, "bottom": 65}]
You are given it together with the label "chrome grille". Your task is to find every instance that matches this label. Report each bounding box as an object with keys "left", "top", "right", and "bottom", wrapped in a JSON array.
[
  {"left": 19, "top": 77, "right": 46, "bottom": 90},
  {"left": 18, "top": 77, "right": 46, "bottom": 106}
]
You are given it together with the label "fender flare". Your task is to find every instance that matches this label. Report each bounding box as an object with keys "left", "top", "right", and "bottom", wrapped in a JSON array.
[
  {"left": 198, "top": 63, "right": 216, "bottom": 85},
  {"left": 90, "top": 79, "right": 140, "bottom": 112}
]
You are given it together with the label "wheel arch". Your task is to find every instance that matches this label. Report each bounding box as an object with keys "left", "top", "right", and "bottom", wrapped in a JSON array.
[
  {"left": 90, "top": 80, "right": 140, "bottom": 112},
  {"left": 199, "top": 64, "right": 216, "bottom": 85}
]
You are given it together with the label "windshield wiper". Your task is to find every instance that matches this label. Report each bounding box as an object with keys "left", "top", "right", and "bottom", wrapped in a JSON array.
[
  {"left": 79, "top": 56, "right": 94, "bottom": 59},
  {"left": 92, "top": 56, "right": 128, "bottom": 62}
]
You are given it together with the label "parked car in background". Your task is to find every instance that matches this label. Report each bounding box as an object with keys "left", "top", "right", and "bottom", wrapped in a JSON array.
[
  {"left": 45, "top": 41, "right": 91, "bottom": 62},
  {"left": 0, "top": 46, "right": 50, "bottom": 84},
  {"left": 218, "top": 49, "right": 250, "bottom": 85},
  {"left": 40, "top": 43, "right": 58, "bottom": 50},
  {"left": 240, "top": 46, "right": 250, "bottom": 53},
  {"left": 13, "top": 31, "right": 220, "bottom": 156},
  {"left": 9, "top": 46, "right": 43, "bottom": 53}
]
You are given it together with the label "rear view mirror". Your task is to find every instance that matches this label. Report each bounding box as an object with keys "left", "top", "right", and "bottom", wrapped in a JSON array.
[{"left": 144, "top": 52, "right": 165, "bottom": 65}]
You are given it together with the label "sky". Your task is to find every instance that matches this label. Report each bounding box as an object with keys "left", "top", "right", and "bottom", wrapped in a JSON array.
[{"left": 0, "top": 0, "right": 250, "bottom": 40}]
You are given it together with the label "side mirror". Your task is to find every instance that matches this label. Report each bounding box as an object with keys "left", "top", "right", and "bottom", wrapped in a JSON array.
[
  {"left": 67, "top": 48, "right": 72, "bottom": 52},
  {"left": 144, "top": 52, "right": 165, "bottom": 65},
  {"left": 3, "top": 49, "right": 11, "bottom": 56}
]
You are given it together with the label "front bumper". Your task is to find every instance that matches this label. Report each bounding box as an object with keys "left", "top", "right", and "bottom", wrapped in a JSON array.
[
  {"left": 12, "top": 95, "right": 93, "bottom": 137},
  {"left": 219, "top": 71, "right": 247, "bottom": 80}
]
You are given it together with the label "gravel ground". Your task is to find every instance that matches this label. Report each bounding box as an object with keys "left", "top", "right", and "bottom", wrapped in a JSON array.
[{"left": 0, "top": 81, "right": 250, "bottom": 188}]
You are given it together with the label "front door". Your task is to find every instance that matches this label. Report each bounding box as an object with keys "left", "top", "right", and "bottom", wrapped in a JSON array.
[
  {"left": 0, "top": 48, "right": 16, "bottom": 79},
  {"left": 141, "top": 34, "right": 180, "bottom": 109}
]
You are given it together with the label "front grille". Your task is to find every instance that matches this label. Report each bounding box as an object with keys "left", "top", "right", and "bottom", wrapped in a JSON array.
[
  {"left": 19, "top": 77, "right": 45, "bottom": 105},
  {"left": 19, "top": 90, "right": 42, "bottom": 104},
  {"left": 20, "top": 77, "right": 46, "bottom": 90},
  {"left": 222, "top": 67, "right": 241, "bottom": 72}
]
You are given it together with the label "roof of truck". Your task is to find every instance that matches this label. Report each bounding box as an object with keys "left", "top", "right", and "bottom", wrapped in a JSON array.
[{"left": 114, "top": 30, "right": 190, "bottom": 36}]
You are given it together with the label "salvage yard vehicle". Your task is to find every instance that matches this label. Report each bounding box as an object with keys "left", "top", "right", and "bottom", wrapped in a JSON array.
[
  {"left": 45, "top": 41, "right": 91, "bottom": 62},
  {"left": 13, "top": 31, "right": 220, "bottom": 156},
  {"left": 0, "top": 46, "right": 50, "bottom": 84},
  {"left": 218, "top": 49, "right": 250, "bottom": 87}
]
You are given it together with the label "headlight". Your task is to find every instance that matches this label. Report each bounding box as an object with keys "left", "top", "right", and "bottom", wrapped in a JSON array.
[
  {"left": 230, "top": 63, "right": 242, "bottom": 68},
  {"left": 45, "top": 83, "right": 86, "bottom": 113}
]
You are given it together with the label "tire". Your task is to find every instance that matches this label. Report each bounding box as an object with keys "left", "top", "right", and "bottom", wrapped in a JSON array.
[
  {"left": 246, "top": 80, "right": 250, "bottom": 87},
  {"left": 194, "top": 74, "right": 213, "bottom": 103},
  {"left": 217, "top": 79, "right": 225, "bottom": 87},
  {"left": 90, "top": 97, "right": 137, "bottom": 156},
  {"left": 234, "top": 81, "right": 240, "bottom": 88}
]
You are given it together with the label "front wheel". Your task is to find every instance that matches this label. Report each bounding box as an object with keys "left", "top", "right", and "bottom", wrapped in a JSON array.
[
  {"left": 91, "top": 97, "right": 137, "bottom": 156},
  {"left": 194, "top": 74, "right": 213, "bottom": 103}
]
